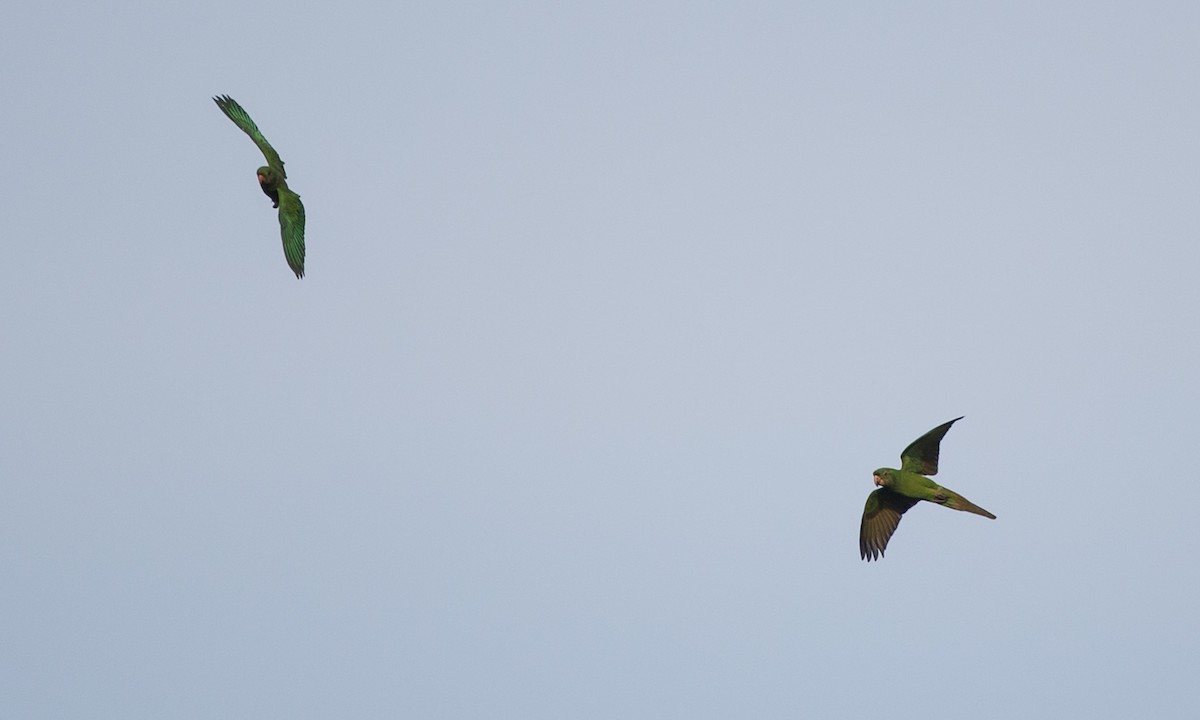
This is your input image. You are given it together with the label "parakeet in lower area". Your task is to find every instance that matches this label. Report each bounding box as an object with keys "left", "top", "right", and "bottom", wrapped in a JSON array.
[
  {"left": 860, "top": 417, "right": 995, "bottom": 561},
  {"left": 213, "top": 95, "right": 306, "bottom": 278}
]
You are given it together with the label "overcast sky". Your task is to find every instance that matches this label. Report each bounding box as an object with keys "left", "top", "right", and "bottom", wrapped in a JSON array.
[{"left": 3, "top": 2, "right": 1198, "bottom": 718}]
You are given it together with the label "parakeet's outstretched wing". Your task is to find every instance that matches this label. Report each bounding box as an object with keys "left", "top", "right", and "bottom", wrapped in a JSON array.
[
  {"left": 860, "top": 488, "right": 920, "bottom": 561},
  {"left": 277, "top": 189, "right": 306, "bottom": 278},
  {"left": 899, "top": 416, "right": 963, "bottom": 476},
  {"left": 213, "top": 95, "right": 287, "bottom": 178}
]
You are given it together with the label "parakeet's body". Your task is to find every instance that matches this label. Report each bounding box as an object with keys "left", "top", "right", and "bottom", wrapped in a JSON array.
[
  {"left": 859, "top": 417, "right": 995, "bottom": 561},
  {"left": 213, "top": 95, "right": 306, "bottom": 278}
]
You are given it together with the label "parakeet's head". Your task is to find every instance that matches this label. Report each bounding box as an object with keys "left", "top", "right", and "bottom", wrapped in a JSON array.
[
  {"left": 872, "top": 468, "right": 897, "bottom": 487},
  {"left": 257, "top": 165, "right": 280, "bottom": 187}
]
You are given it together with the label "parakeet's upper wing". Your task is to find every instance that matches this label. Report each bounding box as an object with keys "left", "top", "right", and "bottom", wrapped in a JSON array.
[
  {"left": 213, "top": 95, "right": 287, "bottom": 178},
  {"left": 277, "top": 189, "right": 306, "bottom": 278},
  {"left": 860, "top": 488, "right": 920, "bottom": 561},
  {"left": 899, "top": 416, "right": 964, "bottom": 476}
]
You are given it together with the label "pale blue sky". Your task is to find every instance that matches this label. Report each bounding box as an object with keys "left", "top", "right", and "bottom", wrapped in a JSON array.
[{"left": 3, "top": 2, "right": 1198, "bottom": 718}]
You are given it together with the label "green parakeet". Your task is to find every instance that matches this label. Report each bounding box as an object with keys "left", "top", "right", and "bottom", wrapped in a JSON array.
[
  {"left": 860, "top": 417, "right": 995, "bottom": 561},
  {"left": 213, "top": 95, "right": 306, "bottom": 278}
]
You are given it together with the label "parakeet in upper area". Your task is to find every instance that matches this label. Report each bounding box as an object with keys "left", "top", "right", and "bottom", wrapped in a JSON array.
[
  {"left": 859, "top": 417, "right": 995, "bottom": 561},
  {"left": 213, "top": 95, "right": 306, "bottom": 278}
]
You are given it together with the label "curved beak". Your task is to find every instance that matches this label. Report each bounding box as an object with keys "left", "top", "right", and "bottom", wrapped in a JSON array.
[{"left": 872, "top": 474, "right": 883, "bottom": 486}]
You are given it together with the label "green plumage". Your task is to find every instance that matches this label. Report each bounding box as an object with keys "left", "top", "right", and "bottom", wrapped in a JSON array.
[
  {"left": 213, "top": 95, "right": 306, "bottom": 278},
  {"left": 860, "top": 417, "right": 995, "bottom": 561}
]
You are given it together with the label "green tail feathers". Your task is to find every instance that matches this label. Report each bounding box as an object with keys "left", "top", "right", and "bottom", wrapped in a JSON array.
[{"left": 944, "top": 493, "right": 997, "bottom": 519}]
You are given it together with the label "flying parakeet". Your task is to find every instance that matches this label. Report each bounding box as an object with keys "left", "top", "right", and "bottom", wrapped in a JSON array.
[
  {"left": 213, "top": 95, "right": 306, "bottom": 278},
  {"left": 859, "top": 417, "right": 995, "bottom": 561}
]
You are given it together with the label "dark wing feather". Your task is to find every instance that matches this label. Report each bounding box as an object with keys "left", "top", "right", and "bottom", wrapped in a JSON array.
[
  {"left": 277, "top": 189, "right": 306, "bottom": 278},
  {"left": 860, "top": 488, "right": 920, "bottom": 561},
  {"left": 213, "top": 95, "right": 287, "bottom": 178},
  {"left": 899, "top": 416, "right": 963, "bottom": 476}
]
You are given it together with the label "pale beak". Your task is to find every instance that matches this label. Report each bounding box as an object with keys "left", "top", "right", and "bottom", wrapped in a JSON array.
[{"left": 873, "top": 474, "right": 883, "bottom": 486}]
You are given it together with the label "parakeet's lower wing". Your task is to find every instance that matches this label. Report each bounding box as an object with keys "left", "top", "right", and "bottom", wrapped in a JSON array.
[
  {"left": 899, "top": 416, "right": 963, "bottom": 476},
  {"left": 213, "top": 95, "right": 287, "bottom": 179},
  {"left": 277, "top": 189, "right": 305, "bottom": 278},
  {"left": 860, "top": 488, "right": 920, "bottom": 561}
]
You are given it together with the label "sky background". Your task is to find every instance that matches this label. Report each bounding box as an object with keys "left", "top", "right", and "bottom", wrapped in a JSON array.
[{"left": 2, "top": 2, "right": 1198, "bottom": 718}]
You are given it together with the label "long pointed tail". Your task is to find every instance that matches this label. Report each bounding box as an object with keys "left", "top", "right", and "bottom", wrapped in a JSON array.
[{"left": 944, "top": 492, "right": 996, "bottom": 519}]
